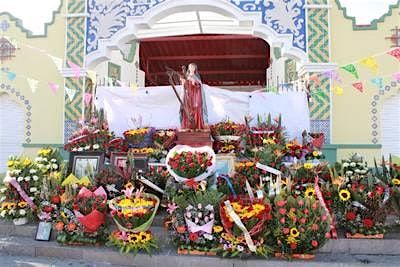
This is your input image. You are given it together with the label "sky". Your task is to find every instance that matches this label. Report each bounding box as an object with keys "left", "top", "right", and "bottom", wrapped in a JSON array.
[{"left": 0, "top": 0, "right": 398, "bottom": 34}]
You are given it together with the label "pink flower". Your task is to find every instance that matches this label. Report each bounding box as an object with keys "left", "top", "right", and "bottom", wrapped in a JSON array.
[
  {"left": 300, "top": 218, "right": 306, "bottom": 224},
  {"left": 312, "top": 224, "right": 318, "bottom": 231},
  {"left": 292, "top": 217, "right": 297, "bottom": 223},
  {"left": 276, "top": 200, "right": 287, "bottom": 207},
  {"left": 283, "top": 228, "right": 290, "bottom": 234},
  {"left": 167, "top": 202, "right": 178, "bottom": 214},
  {"left": 304, "top": 209, "right": 309, "bottom": 215},
  {"left": 311, "top": 240, "right": 318, "bottom": 247},
  {"left": 297, "top": 200, "right": 304, "bottom": 206},
  {"left": 290, "top": 208, "right": 296, "bottom": 213},
  {"left": 279, "top": 217, "right": 285, "bottom": 224},
  {"left": 278, "top": 208, "right": 286, "bottom": 215},
  {"left": 300, "top": 228, "right": 305, "bottom": 233},
  {"left": 325, "top": 232, "right": 331, "bottom": 238},
  {"left": 322, "top": 214, "right": 327, "bottom": 221},
  {"left": 312, "top": 202, "right": 318, "bottom": 210}
]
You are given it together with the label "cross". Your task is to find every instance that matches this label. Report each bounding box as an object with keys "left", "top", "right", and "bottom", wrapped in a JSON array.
[
  {"left": 386, "top": 26, "right": 400, "bottom": 48},
  {"left": 0, "top": 20, "right": 9, "bottom": 32}
]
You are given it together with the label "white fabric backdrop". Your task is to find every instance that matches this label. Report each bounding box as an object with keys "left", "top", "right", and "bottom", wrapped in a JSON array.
[{"left": 95, "top": 85, "right": 310, "bottom": 140}]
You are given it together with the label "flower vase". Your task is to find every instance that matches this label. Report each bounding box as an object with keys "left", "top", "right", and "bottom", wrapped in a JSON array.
[{"left": 13, "top": 217, "right": 28, "bottom": 226}]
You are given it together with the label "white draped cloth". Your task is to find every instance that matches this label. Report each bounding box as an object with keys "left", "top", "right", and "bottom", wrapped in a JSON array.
[{"left": 95, "top": 85, "right": 310, "bottom": 141}]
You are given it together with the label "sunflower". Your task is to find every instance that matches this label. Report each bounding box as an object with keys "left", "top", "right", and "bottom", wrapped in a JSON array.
[
  {"left": 213, "top": 225, "right": 223, "bottom": 233},
  {"left": 7, "top": 160, "right": 14, "bottom": 167},
  {"left": 392, "top": 178, "right": 400, "bottom": 186},
  {"left": 287, "top": 236, "right": 298, "bottom": 244},
  {"left": 23, "top": 158, "right": 31, "bottom": 166},
  {"left": 304, "top": 187, "right": 315, "bottom": 198},
  {"left": 290, "top": 228, "right": 300, "bottom": 238},
  {"left": 139, "top": 232, "right": 151, "bottom": 243},
  {"left": 128, "top": 233, "right": 140, "bottom": 244},
  {"left": 339, "top": 189, "right": 351, "bottom": 201},
  {"left": 303, "top": 163, "right": 313, "bottom": 169},
  {"left": 312, "top": 151, "right": 320, "bottom": 157}
]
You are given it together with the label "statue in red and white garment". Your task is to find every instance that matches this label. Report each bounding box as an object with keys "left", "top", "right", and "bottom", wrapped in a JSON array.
[{"left": 180, "top": 63, "right": 208, "bottom": 130}]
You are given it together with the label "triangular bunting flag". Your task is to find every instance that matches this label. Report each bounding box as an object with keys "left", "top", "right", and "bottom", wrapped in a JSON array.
[
  {"left": 65, "top": 87, "right": 76, "bottom": 102},
  {"left": 84, "top": 93, "right": 92, "bottom": 105},
  {"left": 6, "top": 71, "right": 16, "bottom": 81},
  {"left": 371, "top": 77, "right": 384, "bottom": 89},
  {"left": 323, "top": 70, "right": 342, "bottom": 83},
  {"left": 26, "top": 78, "right": 39, "bottom": 93},
  {"left": 309, "top": 74, "right": 321, "bottom": 85},
  {"left": 387, "top": 47, "right": 400, "bottom": 61},
  {"left": 67, "top": 60, "right": 81, "bottom": 78},
  {"left": 333, "top": 86, "right": 344, "bottom": 96},
  {"left": 341, "top": 64, "right": 359, "bottom": 79},
  {"left": 50, "top": 55, "right": 63, "bottom": 70},
  {"left": 48, "top": 82, "right": 59, "bottom": 94},
  {"left": 360, "top": 56, "right": 378, "bottom": 74},
  {"left": 352, "top": 82, "right": 364, "bottom": 93},
  {"left": 393, "top": 72, "right": 400, "bottom": 81}
]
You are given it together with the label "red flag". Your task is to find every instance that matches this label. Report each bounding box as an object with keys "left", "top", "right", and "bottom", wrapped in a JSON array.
[
  {"left": 352, "top": 82, "right": 364, "bottom": 93},
  {"left": 387, "top": 48, "right": 400, "bottom": 61}
]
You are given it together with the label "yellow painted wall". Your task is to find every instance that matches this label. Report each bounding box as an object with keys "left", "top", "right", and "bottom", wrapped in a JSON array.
[
  {"left": 329, "top": 1, "right": 400, "bottom": 161},
  {"left": 0, "top": 2, "right": 66, "bottom": 157}
]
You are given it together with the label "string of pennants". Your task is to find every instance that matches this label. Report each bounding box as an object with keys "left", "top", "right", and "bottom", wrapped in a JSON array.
[{"left": 1, "top": 34, "right": 400, "bottom": 100}]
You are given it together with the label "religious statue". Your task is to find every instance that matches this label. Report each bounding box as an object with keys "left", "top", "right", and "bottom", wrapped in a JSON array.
[{"left": 179, "top": 63, "right": 208, "bottom": 130}]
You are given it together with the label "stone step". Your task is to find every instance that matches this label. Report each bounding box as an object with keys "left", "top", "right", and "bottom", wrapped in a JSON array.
[{"left": 1, "top": 236, "right": 400, "bottom": 267}]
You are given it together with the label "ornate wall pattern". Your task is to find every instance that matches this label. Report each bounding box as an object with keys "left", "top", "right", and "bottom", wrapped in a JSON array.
[
  {"left": 86, "top": 0, "right": 306, "bottom": 54},
  {"left": 64, "top": 0, "right": 86, "bottom": 142},
  {"left": 0, "top": 83, "right": 32, "bottom": 143},
  {"left": 370, "top": 80, "right": 400, "bottom": 144}
]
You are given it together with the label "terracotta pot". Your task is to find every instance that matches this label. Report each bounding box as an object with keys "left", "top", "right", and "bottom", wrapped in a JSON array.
[
  {"left": 346, "top": 233, "right": 384, "bottom": 239},
  {"left": 13, "top": 217, "right": 28, "bottom": 226}
]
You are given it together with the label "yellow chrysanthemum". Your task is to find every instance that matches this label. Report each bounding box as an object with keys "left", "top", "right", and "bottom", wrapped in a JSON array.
[
  {"left": 213, "top": 225, "right": 223, "bottom": 233},
  {"left": 252, "top": 204, "right": 265, "bottom": 213},
  {"left": 392, "top": 178, "right": 400, "bottom": 186},
  {"left": 304, "top": 188, "right": 315, "bottom": 198},
  {"left": 303, "top": 163, "right": 313, "bottom": 169},
  {"left": 18, "top": 201, "right": 27, "bottom": 208},
  {"left": 339, "top": 189, "right": 351, "bottom": 201},
  {"left": 263, "top": 138, "right": 276, "bottom": 145},
  {"left": 38, "top": 149, "right": 52, "bottom": 156},
  {"left": 290, "top": 228, "right": 300, "bottom": 238},
  {"left": 312, "top": 151, "right": 319, "bottom": 157},
  {"left": 7, "top": 160, "right": 14, "bottom": 168},
  {"left": 23, "top": 158, "right": 31, "bottom": 166}
]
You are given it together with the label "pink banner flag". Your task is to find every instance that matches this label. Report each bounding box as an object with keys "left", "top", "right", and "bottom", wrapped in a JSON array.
[
  {"left": 48, "top": 82, "right": 59, "bottom": 94},
  {"left": 387, "top": 47, "right": 400, "bottom": 61},
  {"left": 352, "top": 82, "right": 364, "bottom": 93},
  {"left": 393, "top": 72, "right": 400, "bottom": 81},
  {"left": 67, "top": 60, "right": 81, "bottom": 78},
  {"left": 84, "top": 93, "right": 92, "bottom": 105}
]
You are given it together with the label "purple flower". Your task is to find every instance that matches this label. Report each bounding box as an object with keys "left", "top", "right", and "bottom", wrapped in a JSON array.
[{"left": 167, "top": 202, "right": 178, "bottom": 214}]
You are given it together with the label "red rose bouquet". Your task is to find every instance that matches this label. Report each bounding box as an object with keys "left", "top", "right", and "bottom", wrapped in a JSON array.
[{"left": 166, "top": 145, "right": 215, "bottom": 182}]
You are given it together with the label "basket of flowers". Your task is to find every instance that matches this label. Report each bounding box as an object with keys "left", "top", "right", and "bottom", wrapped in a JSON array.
[
  {"left": 72, "top": 187, "right": 108, "bottom": 233},
  {"left": 210, "top": 120, "right": 246, "bottom": 154},
  {"left": 109, "top": 183, "right": 160, "bottom": 233},
  {"left": 271, "top": 195, "right": 330, "bottom": 259},
  {"left": 166, "top": 145, "right": 216, "bottom": 183},
  {"left": 219, "top": 195, "right": 272, "bottom": 238},
  {"left": 153, "top": 129, "right": 176, "bottom": 150},
  {"left": 123, "top": 128, "right": 155, "bottom": 148}
]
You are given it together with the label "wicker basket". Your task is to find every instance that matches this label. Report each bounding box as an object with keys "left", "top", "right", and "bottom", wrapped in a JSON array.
[{"left": 219, "top": 195, "right": 270, "bottom": 237}]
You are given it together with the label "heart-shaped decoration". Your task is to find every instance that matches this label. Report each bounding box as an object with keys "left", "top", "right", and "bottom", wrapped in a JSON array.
[{"left": 166, "top": 145, "right": 216, "bottom": 183}]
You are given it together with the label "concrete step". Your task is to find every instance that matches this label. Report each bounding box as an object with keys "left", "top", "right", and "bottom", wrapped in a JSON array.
[{"left": 1, "top": 236, "right": 400, "bottom": 267}]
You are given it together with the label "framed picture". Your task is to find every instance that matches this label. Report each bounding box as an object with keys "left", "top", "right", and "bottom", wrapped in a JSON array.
[
  {"left": 68, "top": 152, "right": 105, "bottom": 178},
  {"left": 215, "top": 154, "right": 236, "bottom": 177},
  {"left": 35, "top": 221, "right": 52, "bottom": 241},
  {"left": 110, "top": 152, "right": 128, "bottom": 170},
  {"left": 131, "top": 153, "right": 148, "bottom": 172},
  {"left": 108, "top": 62, "right": 121, "bottom": 85}
]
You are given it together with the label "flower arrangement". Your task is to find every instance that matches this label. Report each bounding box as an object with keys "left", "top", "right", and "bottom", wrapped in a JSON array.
[
  {"left": 0, "top": 156, "right": 42, "bottom": 223},
  {"left": 283, "top": 140, "right": 305, "bottom": 160},
  {"left": 64, "top": 111, "right": 113, "bottom": 152},
  {"left": 166, "top": 145, "right": 215, "bottom": 182},
  {"left": 123, "top": 127, "right": 154, "bottom": 148},
  {"left": 107, "top": 230, "right": 158, "bottom": 255},
  {"left": 247, "top": 114, "right": 286, "bottom": 148},
  {"left": 109, "top": 183, "right": 160, "bottom": 232},
  {"left": 35, "top": 148, "right": 63, "bottom": 174},
  {"left": 210, "top": 120, "right": 246, "bottom": 137},
  {"left": 153, "top": 129, "right": 176, "bottom": 150},
  {"left": 169, "top": 187, "right": 224, "bottom": 254},
  {"left": 271, "top": 195, "right": 330, "bottom": 258}
]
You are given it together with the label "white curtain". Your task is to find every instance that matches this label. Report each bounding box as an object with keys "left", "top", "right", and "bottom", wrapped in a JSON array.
[{"left": 95, "top": 85, "right": 310, "bottom": 141}]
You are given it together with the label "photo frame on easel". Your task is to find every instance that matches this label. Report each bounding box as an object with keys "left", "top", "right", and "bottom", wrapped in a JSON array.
[
  {"left": 35, "top": 221, "right": 52, "bottom": 241},
  {"left": 215, "top": 154, "right": 236, "bottom": 177},
  {"left": 110, "top": 152, "right": 128, "bottom": 170},
  {"left": 68, "top": 152, "right": 105, "bottom": 179}
]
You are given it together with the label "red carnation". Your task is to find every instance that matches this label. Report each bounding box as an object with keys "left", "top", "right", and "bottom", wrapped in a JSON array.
[
  {"left": 311, "top": 240, "right": 318, "bottom": 247},
  {"left": 345, "top": 212, "right": 356, "bottom": 221},
  {"left": 363, "top": 218, "right": 374, "bottom": 229},
  {"left": 189, "top": 232, "right": 199, "bottom": 241},
  {"left": 290, "top": 243, "right": 297, "bottom": 250}
]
